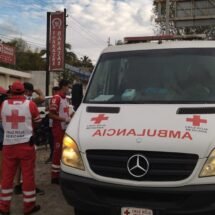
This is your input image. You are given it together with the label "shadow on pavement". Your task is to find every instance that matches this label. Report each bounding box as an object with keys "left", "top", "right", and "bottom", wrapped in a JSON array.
[{"left": 10, "top": 148, "right": 74, "bottom": 215}]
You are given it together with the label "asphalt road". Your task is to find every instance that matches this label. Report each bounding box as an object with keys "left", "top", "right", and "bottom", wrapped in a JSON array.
[{"left": 10, "top": 147, "right": 75, "bottom": 215}]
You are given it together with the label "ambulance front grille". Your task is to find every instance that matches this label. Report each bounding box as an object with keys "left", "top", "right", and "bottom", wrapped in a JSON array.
[{"left": 86, "top": 150, "right": 198, "bottom": 181}]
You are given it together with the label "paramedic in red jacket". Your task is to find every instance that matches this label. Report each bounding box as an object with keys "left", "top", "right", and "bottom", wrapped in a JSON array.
[
  {"left": 49, "top": 79, "right": 72, "bottom": 184},
  {"left": 0, "top": 81, "right": 41, "bottom": 215}
]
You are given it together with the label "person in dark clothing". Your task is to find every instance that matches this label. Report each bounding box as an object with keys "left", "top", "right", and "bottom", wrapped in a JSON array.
[
  {"left": 71, "top": 83, "right": 83, "bottom": 111},
  {"left": 0, "top": 86, "right": 8, "bottom": 185},
  {"left": 23, "top": 82, "right": 45, "bottom": 104},
  {"left": 13, "top": 82, "right": 45, "bottom": 196},
  {"left": 45, "top": 86, "right": 60, "bottom": 164}
]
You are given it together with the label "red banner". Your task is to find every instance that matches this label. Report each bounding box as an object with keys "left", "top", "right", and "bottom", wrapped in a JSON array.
[
  {"left": 50, "top": 11, "right": 65, "bottom": 71},
  {"left": 0, "top": 43, "right": 16, "bottom": 65}
]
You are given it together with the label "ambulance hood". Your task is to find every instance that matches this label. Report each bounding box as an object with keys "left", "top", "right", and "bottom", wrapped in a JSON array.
[{"left": 73, "top": 104, "right": 215, "bottom": 158}]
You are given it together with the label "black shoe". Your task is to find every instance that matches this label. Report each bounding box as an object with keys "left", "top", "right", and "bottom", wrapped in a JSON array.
[
  {"left": 24, "top": 205, "right": 41, "bottom": 215},
  {"left": 36, "top": 187, "right": 45, "bottom": 196},
  {"left": 51, "top": 178, "right": 59, "bottom": 185},
  {"left": 14, "top": 184, "right": 22, "bottom": 195}
]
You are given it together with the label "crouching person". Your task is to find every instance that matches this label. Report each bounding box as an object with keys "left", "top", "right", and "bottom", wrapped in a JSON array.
[{"left": 0, "top": 81, "right": 41, "bottom": 215}]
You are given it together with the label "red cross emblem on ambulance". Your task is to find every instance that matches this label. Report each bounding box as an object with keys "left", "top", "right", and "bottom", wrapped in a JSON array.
[
  {"left": 123, "top": 209, "right": 130, "bottom": 215},
  {"left": 186, "top": 115, "right": 207, "bottom": 126},
  {"left": 91, "top": 114, "right": 109, "bottom": 124},
  {"left": 6, "top": 109, "right": 25, "bottom": 129}
]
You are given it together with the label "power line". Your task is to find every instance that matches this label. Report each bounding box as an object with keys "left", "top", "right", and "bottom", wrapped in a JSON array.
[
  {"left": 67, "top": 24, "right": 104, "bottom": 48},
  {"left": 0, "top": 33, "right": 45, "bottom": 49},
  {"left": 67, "top": 20, "right": 105, "bottom": 47},
  {"left": 68, "top": 16, "right": 106, "bottom": 44},
  {"left": 0, "top": 32, "right": 98, "bottom": 61},
  {"left": 0, "top": 1, "right": 101, "bottom": 60}
]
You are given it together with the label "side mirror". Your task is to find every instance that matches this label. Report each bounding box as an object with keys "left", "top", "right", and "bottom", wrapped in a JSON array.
[{"left": 72, "top": 83, "right": 83, "bottom": 111}]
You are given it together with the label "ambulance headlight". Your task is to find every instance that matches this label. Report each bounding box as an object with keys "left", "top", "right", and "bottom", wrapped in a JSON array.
[
  {"left": 200, "top": 149, "right": 215, "bottom": 177},
  {"left": 62, "top": 134, "right": 85, "bottom": 170}
]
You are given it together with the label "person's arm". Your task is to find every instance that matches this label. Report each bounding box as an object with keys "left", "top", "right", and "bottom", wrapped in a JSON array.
[
  {"left": 29, "top": 101, "right": 42, "bottom": 145},
  {"left": 48, "top": 112, "right": 68, "bottom": 122},
  {"left": 32, "top": 89, "right": 45, "bottom": 105},
  {"left": 29, "top": 101, "right": 42, "bottom": 127},
  {"left": 48, "top": 96, "right": 69, "bottom": 123}
]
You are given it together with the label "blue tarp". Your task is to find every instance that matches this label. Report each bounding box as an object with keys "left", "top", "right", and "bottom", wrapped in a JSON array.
[{"left": 65, "top": 64, "right": 91, "bottom": 81}]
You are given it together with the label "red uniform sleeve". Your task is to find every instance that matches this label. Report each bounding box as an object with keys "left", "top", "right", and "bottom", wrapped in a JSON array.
[
  {"left": 29, "top": 101, "right": 41, "bottom": 123},
  {"left": 49, "top": 95, "right": 60, "bottom": 114}
]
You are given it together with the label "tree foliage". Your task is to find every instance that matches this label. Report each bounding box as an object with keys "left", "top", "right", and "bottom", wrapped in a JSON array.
[
  {"left": 0, "top": 38, "right": 46, "bottom": 71},
  {"left": 0, "top": 38, "right": 94, "bottom": 76},
  {"left": 152, "top": 1, "right": 176, "bottom": 35},
  {"left": 57, "top": 69, "right": 74, "bottom": 83},
  {"left": 152, "top": 1, "right": 215, "bottom": 38}
]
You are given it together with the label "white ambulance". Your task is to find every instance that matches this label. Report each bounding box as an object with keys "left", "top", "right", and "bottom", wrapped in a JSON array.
[{"left": 60, "top": 36, "right": 215, "bottom": 215}]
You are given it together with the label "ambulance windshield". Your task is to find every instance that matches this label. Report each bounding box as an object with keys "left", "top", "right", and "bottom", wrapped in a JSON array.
[{"left": 84, "top": 48, "right": 215, "bottom": 104}]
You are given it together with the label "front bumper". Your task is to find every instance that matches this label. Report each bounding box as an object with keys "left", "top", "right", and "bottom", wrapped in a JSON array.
[{"left": 60, "top": 171, "right": 215, "bottom": 215}]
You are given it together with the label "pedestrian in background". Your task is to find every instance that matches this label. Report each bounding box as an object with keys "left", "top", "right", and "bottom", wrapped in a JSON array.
[
  {"left": 49, "top": 80, "right": 73, "bottom": 184},
  {"left": 13, "top": 82, "right": 45, "bottom": 195},
  {"left": 0, "top": 81, "right": 41, "bottom": 215},
  {"left": 0, "top": 87, "right": 8, "bottom": 186},
  {"left": 23, "top": 82, "right": 45, "bottom": 105},
  {"left": 45, "top": 86, "right": 60, "bottom": 164}
]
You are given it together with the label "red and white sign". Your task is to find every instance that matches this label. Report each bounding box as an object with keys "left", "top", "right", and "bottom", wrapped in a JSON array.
[
  {"left": 186, "top": 115, "right": 207, "bottom": 126},
  {"left": 50, "top": 11, "right": 65, "bottom": 71},
  {"left": 0, "top": 43, "right": 16, "bottom": 65},
  {"left": 91, "top": 114, "right": 109, "bottom": 124}
]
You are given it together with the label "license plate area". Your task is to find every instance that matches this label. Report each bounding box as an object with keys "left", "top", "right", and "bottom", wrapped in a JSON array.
[{"left": 121, "top": 207, "right": 153, "bottom": 215}]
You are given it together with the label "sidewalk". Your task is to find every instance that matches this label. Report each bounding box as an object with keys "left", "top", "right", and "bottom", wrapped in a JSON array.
[{"left": 10, "top": 147, "right": 74, "bottom": 215}]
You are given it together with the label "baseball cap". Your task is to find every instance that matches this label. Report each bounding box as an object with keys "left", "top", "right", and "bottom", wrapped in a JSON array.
[
  {"left": 11, "top": 81, "right": 25, "bottom": 93},
  {"left": 0, "top": 86, "right": 7, "bottom": 95}
]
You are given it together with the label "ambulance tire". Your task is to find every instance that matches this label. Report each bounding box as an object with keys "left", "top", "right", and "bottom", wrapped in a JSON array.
[{"left": 74, "top": 208, "right": 101, "bottom": 215}]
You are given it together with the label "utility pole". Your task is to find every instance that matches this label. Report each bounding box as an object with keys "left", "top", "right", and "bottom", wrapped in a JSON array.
[
  {"left": 64, "top": 8, "right": 67, "bottom": 72},
  {"left": 46, "top": 12, "right": 51, "bottom": 96},
  {"left": 165, "top": 0, "right": 170, "bottom": 34}
]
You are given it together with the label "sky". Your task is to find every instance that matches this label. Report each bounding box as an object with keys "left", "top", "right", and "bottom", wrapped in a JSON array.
[{"left": 0, "top": 0, "right": 156, "bottom": 64}]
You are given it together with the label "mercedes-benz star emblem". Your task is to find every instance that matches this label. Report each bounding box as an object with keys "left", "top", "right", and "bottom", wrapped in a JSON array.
[{"left": 127, "top": 154, "right": 149, "bottom": 178}]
